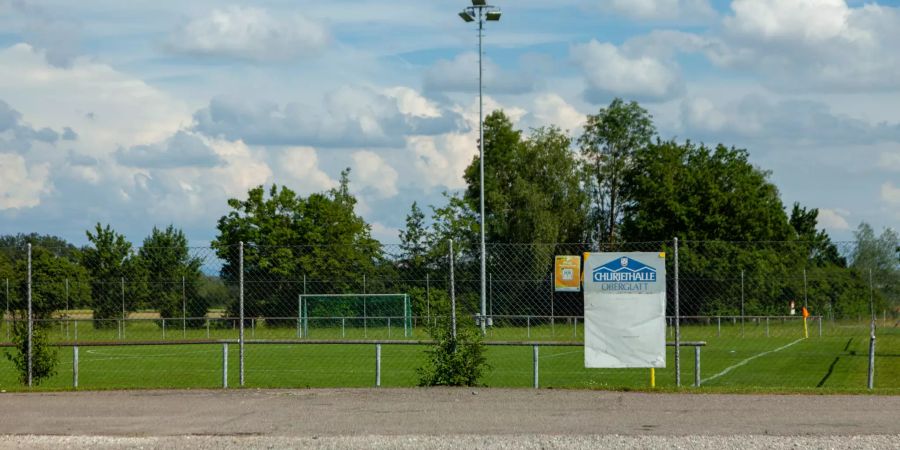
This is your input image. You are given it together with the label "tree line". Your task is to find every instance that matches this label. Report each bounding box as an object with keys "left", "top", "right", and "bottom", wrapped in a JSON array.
[{"left": 1, "top": 98, "right": 897, "bottom": 325}]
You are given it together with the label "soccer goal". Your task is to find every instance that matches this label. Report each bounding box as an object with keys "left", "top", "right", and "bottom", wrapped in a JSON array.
[{"left": 298, "top": 294, "right": 412, "bottom": 338}]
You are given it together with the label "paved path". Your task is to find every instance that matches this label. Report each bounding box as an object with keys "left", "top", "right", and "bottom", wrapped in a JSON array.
[{"left": 1, "top": 388, "right": 897, "bottom": 437}]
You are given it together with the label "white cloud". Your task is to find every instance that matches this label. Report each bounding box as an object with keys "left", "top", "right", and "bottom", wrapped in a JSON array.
[
  {"left": 530, "top": 94, "right": 585, "bottom": 133},
  {"left": 601, "top": 0, "right": 716, "bottom": 22},
  {"left": 878, "top": 151, "right": 900, "bottom": 172},
  {"left": 352, "top": 150, "right": 399, "bottom": 199},
  {"left": 0, "top": 153, "right": 50, "bottom": 209},
  {"left": 369, "top": 221, "right": 399, "bottom": 244},
  {"left": 277, "top": 147, "right": 336, "bottom": 195},
  {"left": 167, "top": 6, "right": 329, "bottom": 62},
  {"left": 571, "top": 40, "right": 683, "bottom": 103},
  {"left": 817, "top": 208, "right": 851, "bottom": 231},
  {"left": 424, "top": 52, "right": 537, "bottom": 95},
  {"left": 192, "top": 86, "right": 459, "bottom": 148},
  {"left": 712, "top": 0, "right": 900, "bottom": 92},
  {"left": 0, "top": 44, "right": 190, "bottom": 151},
  {"left": 881, "top": 182, "right": 900, "bottom": 205}
]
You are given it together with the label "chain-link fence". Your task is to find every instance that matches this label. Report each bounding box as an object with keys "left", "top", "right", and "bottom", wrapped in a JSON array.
[{"left": 0, "top": 239, "right": 896, "bottom": 391}]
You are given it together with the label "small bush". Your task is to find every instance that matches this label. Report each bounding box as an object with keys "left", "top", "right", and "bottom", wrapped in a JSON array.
[
  {"left": 417, "top": 315, "right": 489, "bottom": 387},
  {"left": 5, "top": 321, "right": 58, "bottom": 386}
]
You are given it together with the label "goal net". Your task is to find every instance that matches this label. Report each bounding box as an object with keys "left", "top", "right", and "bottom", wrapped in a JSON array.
[{"left": 298, "top": 294, "right": 412, "bottom": 337}]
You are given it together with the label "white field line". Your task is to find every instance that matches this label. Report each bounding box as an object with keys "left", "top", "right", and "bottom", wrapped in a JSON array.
[{"left": 702, "top": 338, "right": 806, "bottom": 384}]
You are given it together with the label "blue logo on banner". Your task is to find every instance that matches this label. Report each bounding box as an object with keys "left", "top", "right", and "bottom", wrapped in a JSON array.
[{"left": 592, "top": 257, "right": 657, "bottom": 283}]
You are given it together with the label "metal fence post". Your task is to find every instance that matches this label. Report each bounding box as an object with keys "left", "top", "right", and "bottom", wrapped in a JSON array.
[
  {"left": 819, "top": 315, "right": 823, "bottom": 337},
  {"left": 4, "top": 277, "right": 8, "bottom": 341},
  {"left": 425, "top": 273, "right": 431, "bottom": 322},
  {"left": 867, "top": 269, "right": 875, "bottom": 390},
  {"left": 65, "top": 278, "right": 70, "bottom": 339},
  {"left": 694, "top": 346, "right": 700, "bottom": 387},
  {"left": 182, "top": 275, "right": 186, "bottom": 338},
  {"left": 375, "top": 343, "right": 382, "bottom": 387},
  {"left": 239, "top": 241, "right": 245, "bottom": 387},
  {"left": 740, "top": 270, "right": 745, "bottom": 338},
  {"left": 73, "top": 345, "right": 79, "bottom": 389},
  {"left": 533, "top": 345, "right": 539, "bottom": 389},
  {"left": 27, "top": 243, "right": 32, "bottom": 387},
  {"left": 449, "top": 239, "right": 456, "bottom": 340},
  {"left": 674, "top": 238, "right": 680, "bottom": 387},
  {"left": 223, "top": 342, "right": 228, "bottom": 388}
]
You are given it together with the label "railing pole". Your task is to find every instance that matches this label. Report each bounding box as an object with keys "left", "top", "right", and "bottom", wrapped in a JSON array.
[
  {"left": 27, "top": 243, "right": 33, "bottom": 387},
  {"left": 73, "top": 345, "right": 79, "bottom": 389},
  {"left": 674, "top": 237, "right": 681, "bottom": 387},
  {"left": 239, "top": 241, "right": 245, "bottom": 387},
  {"left": 533, "top": 345, "right": 539, "bottom": 389},
  {"left": 375, "top": 343, "right": 382, "bottom": 387},
  {"left": 694, "top": 346, "right": 700, "bottom": 387},
  {"left": 223, "top": 342, "right": 229, "bottom": 389},
  {"left": 449, "top": 240, "right": 456, "bottom": 340}
]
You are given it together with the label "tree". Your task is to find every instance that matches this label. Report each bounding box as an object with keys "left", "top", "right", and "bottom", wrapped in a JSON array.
[
  {"left": 13, "top": 246, "right": 90, "bottom": 321},
  {"left": 463, "top": 110, "right": 523, "bottom": 243},
  {"left": 622, "top": 140, "right": 792, "bottom": 242},
  {"left": 399, "top": 202, "right": 428, "bottom": 273},
  {"left": 852, "top": 223, "right": 900, "bottom": 311},
  {"left": 138, "top": 225, "right": 207, "bottom": 327},
  {"left": 579, "top": 98, "right": 655, "bottom": 243},
  {"left": 212, "top": 170, "right": 383, "bottom": 324},
  {"left": 788, "top": 203, "right": 846, "bottom": 267},
  {"left": 81, "top": 224, "right": 147, "bottom": 328}
]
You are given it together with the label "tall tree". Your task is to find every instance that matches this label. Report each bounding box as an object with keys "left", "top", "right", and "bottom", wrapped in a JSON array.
[
  {"left": 852, "top": 223, "right": 900, "bottom": 309},
  {"left": 463, "top": 110, "right": 523, "bottom": 243},
  {"left": 788, "top": 203, "right": 846, "bottom": 267},
  {"left": 579, "top": 98, "right": 655, "bottom": 243},
  {"left": 82, "top": 224, "right": 146, "bottom": 328},
  {"left": 462, "top": 112, "right": 588, "bottom": 244},
  {"left": 399, "top": 202, "right": 428, "bottom": 273},
  {"left": 212, "top": 170, "right": 383, "bottom": 323},
  {"left": 138, "top": 225, "right": 207, "bottom": 327}
]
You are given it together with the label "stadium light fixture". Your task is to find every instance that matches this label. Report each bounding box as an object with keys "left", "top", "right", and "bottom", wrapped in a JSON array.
[{"left": 458, "top": 1, "right": 501, "bottom": 336}]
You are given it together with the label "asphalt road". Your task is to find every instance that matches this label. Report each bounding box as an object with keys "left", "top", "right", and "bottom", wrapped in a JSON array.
[{"left": 1, "top": 389, "right": 898, "bottom": 448}]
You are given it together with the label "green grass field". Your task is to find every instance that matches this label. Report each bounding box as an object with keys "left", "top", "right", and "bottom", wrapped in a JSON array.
[{"left": 1, "top": 318, "right": 898, "bottom": 392}]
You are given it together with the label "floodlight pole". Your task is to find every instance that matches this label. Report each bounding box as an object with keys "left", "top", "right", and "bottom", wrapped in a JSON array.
[{"left": 460, "top": 1, "right": 501, "bottom": 336}]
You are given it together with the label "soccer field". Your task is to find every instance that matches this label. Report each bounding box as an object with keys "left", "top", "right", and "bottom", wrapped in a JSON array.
[{"left": 1, "top": 319, "right": 898, "bottom": 392}]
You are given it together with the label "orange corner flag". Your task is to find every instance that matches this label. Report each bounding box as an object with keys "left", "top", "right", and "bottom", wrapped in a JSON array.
[{"left": 802, "top": 307, "right": 810, "bottom": 318}]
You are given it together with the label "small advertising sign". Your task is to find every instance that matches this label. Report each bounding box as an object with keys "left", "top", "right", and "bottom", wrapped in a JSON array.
[{"left": 554, "top": 255, "right": 581, "bottom": 292}]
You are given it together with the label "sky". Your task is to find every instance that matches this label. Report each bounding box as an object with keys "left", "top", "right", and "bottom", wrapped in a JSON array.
[{"left": 0, "top": 0, "right": 899, "bottom": 246}]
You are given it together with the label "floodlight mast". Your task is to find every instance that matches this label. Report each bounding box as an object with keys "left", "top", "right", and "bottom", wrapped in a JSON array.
[{"left": 459, "top": 1, "right": 501, "bottom": 335}]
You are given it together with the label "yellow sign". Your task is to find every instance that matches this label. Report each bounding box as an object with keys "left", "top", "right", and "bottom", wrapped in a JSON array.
[{"left": 554, "top": 255, "right": 581, "bottom": 292}]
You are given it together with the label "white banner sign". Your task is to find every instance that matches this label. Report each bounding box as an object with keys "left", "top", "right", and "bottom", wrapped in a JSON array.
[{"left": 584, "top": 252, "right": 666, "bottom": 368}]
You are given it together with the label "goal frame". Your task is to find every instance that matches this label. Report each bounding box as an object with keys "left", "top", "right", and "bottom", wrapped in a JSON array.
[{"left": 297, "top": 293, "right": 412, "bottom": 338}]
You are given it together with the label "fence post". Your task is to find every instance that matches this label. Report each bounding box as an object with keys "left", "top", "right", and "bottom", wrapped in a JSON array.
[
  {"left": 694, "top": 346, "right": 700, "bottom": 387},
  {"left": 120, "top": 277, "right": 125, "bottom": 340},
  {"left": 867, "top": 269, "right": 875, "bottom": 390},
  {"left": 533, "top": 345, "right": 539, "bottom": 389},
  {"left": 819, "top": 316, "right": 823, "bottom": 337},
  {"left": 375, "top": 343, "right": 382, "bottom": 387},
  {"left": 425, "top": 273, "right": 431, "bottom": 322},
  {"left": 4, "top": 277, "right": 8, "bottom": 342},
  {"left": 182, "top": 276, "right": 186, "bottom": 338},
  {"left": 223, "top": 342, "right": 228, "bottom": 389},
  {"left": 449, "top": 239, "right": 456, "bottom": 340},
  {"left": 162, "top": 318, "right": 166, "bottom": 339},
  {"left": 740, "top": 270, "right": 745, "bottom": 338},
  {"left": 65, "top": 278, "right": 70, "bottom": 339},
  {"left": 803, "top": 268, "right": 808, "bottom": 309},
  {"left": 73, "top": 345, "right": 79, "bottom": 389},
  {"left": 27, "top": 243, "right": 32, "bottom": 387},
  {"left": 766, "top": 317, "right": 769, "bottom": 337},
  {"left": 717, "top": 316, "right": 720, "bottom": 337},
  {"left": 527, "top": 316, "right": 531, "bottom": 338},
  {"left": 549, "top": 272, "right": 555, "bottom": 336},
  {"left": 674, "top": 237, "right": 680, "bottom": 387},
  {"left": 239, "top": 241, "right": 245, "bottom": 387}
]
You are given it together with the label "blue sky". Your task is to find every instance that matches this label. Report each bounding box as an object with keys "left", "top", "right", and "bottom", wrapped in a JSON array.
[{"left": 1, "top": 0, "right": 899, "bottom": 246}]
